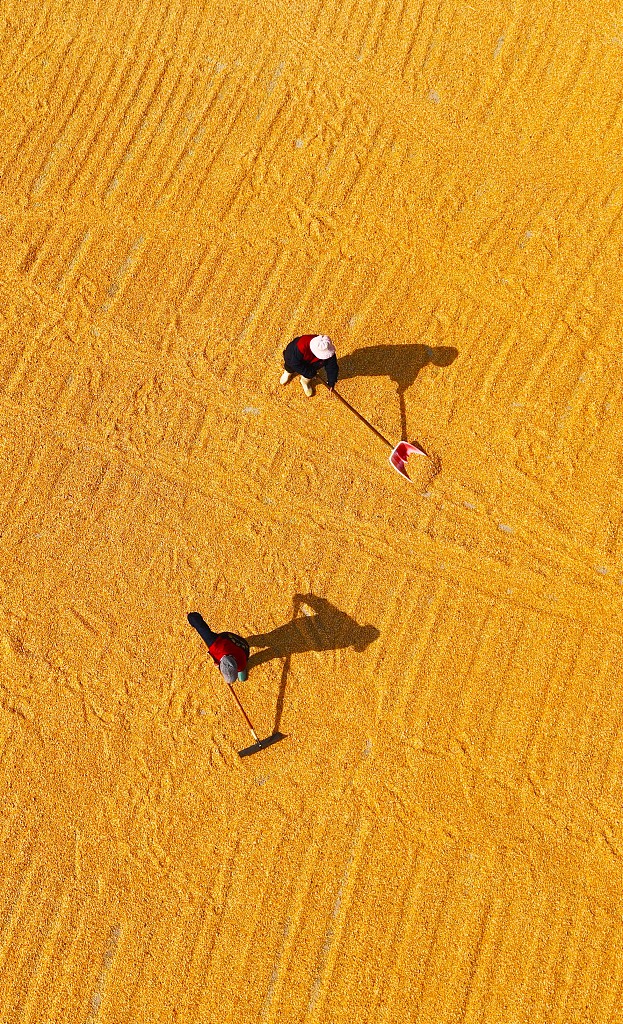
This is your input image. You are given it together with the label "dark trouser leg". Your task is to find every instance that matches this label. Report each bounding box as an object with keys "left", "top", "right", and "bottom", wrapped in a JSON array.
[{"left": 187, "top": 612, "right": 218, "bottom": 647}]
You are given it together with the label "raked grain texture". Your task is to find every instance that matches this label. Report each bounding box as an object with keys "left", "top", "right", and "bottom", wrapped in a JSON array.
[{"left": 1, "top": 0, "right": 623, "bottom": 1021}]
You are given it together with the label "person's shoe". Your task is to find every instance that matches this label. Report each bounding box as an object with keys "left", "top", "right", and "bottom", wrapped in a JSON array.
[
  {"left": 301, "top": 377, "right": 313, "bottom": 397},
  {"left": 280, "top": 370, "right": 293, "bottom": 385}
]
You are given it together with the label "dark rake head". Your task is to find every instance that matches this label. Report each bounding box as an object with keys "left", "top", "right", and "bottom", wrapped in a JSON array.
[{"left": 238, "top": 732, "right": 288, "bottom": 758}]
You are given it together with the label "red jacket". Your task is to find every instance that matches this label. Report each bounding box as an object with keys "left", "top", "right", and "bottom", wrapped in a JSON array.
[
  {"left": 208, "top": 635, "right": 248, "bottom": 672},
  {"left": 296, "top": 335, "right": 318, "bottom": 361}
]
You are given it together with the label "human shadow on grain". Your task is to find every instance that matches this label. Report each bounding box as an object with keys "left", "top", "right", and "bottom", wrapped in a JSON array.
[
  {"left": 247, "top": 594, "right": 380, "bottom": 734},
  {"left": 339, "top": 343, "right": 458, "bottom": 440}
]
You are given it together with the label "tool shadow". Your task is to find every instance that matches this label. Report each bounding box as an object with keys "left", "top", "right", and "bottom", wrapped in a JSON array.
[
  {"left": 339, "top": 343, "right": 458, "bottom": 440},
  {"left": 247, "top": 594, "right": 380, "bottom": 734}
]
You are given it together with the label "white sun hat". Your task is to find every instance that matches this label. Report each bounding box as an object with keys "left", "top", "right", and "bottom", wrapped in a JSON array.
[{"left": 309, "top": 334, "right": 336, "bottom": 359}]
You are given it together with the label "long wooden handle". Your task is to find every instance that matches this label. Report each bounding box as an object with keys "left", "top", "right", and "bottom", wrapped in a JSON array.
[
  {"left": 228, "top": 685, "right": 260, "bottom": 742},
  {"left": 329, "top": 386, "right": 393, "bottom": 450}
]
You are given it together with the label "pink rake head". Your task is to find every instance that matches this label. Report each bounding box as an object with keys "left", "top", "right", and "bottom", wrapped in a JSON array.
[{"left": 389, "top": 441, "right": 428, "bottom": 482}]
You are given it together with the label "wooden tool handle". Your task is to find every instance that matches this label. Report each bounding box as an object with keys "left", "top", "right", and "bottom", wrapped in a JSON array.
[
  {"left": 329, "top": 385, "right": 393, "bottom": 450},
  {"left": 229, "top": 685, "right": 259, "bottom": 742}
]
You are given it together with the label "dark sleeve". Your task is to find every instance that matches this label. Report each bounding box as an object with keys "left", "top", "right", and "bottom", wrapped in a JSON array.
[
  {"left": 324, "top": 355, "right": 339, "bottom": 388},
  {"left": 284, "top": 339, "right": 315, "bottom": 378},
  {"left": 187, "top": 612, "right": 218, "bottom": 647}
]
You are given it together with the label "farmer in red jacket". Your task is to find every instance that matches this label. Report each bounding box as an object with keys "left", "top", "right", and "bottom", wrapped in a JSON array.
[
  {"left": 188, "top": 612, "right": 249, "bottom": 683},
  {"left": 280, "top": 334, "right": 339, "bottom": 397}
]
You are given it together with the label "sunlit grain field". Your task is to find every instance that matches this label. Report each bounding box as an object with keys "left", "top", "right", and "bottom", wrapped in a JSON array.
[{"left": 0, "top": 1, "right": 622, "bottom": 1020}]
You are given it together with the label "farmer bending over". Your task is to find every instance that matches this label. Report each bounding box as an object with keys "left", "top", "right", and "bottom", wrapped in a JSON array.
[
  {"left": 280, "top": 334, "right": 339, "bottom": 397},
  {"left": 187, "top": 612, "right": 249, "bottom": 683}
]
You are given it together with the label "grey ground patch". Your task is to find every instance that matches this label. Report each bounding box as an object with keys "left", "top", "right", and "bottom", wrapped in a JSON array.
[{"left": 86, "top": 924, "right": 121, "bottom": 1022}]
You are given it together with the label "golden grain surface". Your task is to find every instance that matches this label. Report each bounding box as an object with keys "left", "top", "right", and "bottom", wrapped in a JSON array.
[{"left": 1, "top": 1, "right": 622, "bottom": 1021}]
